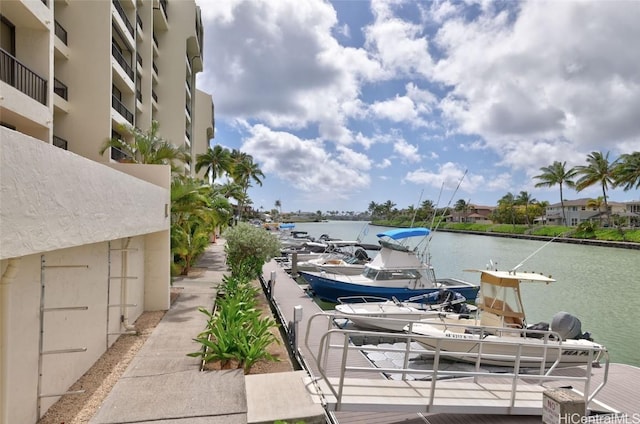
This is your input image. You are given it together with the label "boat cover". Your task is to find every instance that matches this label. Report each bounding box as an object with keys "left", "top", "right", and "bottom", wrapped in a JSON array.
[{"left": 376, "top": 228, "right": 430, "bottom": 240}]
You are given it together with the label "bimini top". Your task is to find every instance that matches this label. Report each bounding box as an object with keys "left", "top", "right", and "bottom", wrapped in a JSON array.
[
  {"left": 465, "top": 269, "right": 556, "bottom": 287},
  {"left": 376, "top": 227, "right": 430, "bottom": 240}
]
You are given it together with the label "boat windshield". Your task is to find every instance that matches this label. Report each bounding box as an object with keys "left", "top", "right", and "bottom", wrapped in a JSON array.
[{"left": 363, "top": 268, "right": 422, "bottom": 280}]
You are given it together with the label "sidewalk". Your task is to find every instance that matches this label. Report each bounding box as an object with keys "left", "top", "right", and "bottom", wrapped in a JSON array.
[{"left": 90, "top": 240, "right": 324, "bottom": 424}]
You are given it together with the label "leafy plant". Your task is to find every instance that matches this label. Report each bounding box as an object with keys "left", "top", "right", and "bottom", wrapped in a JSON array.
[
  {"left": 223, "top": 222, "right": 281, "bottom": 279},
  {"left": 188, "top": 273, "right": 281, "bottom": 373}
]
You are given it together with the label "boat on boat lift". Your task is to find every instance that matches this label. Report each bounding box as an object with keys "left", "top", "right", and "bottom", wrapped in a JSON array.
[{"left": 406, "top": 268, "right": 607, "bottom": 368}]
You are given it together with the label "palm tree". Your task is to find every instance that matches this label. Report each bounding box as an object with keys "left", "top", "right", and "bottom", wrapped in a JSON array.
[
  {"left": 275, "top": 200, "right": 282, "bottom": 215},
  {"left": 170, "top": 177, "right": 231, "bottom": 274},
  {"left": 381, "top": 200, "right": 396, "bottom": 220},
  {"left": 575, "top": 151, "right": 616, "bottom": 224},
  {"left": 613, "top": 151, "right": 640, "bottom": 191},
  {"left": 534, "top": 161, "right": 577, "bottom": 226},
  {"left": 368, "top": 201, "right": 378, "bottom": 217},
  {"left": 454, "top": 199, "right": 469, "bottom": 222},
  {"left": 498, "top": 192, "right": 516, "bottom": 226},
  {"left": 515, "top": 191, "right": 536, "bottom": 226},
  {"left": 195, "top": 144, "right": 231, "bottom": 183},
  {"left": 586, "top": 196, "right": 605, "bottom": 225},
  {"left": 99, "top": 120, "right": 187, "bottom": 173}
]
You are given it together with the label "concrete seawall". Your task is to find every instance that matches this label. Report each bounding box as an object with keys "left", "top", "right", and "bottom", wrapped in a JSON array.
[{"left": 435, "top": 228, "right": 640, "bottom": 250}]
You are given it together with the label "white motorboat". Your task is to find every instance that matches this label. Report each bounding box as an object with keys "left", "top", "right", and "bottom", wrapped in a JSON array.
[
  {"left": 294, "top": 240, "right": 377, "bottom": 276},
  {"left": 406, "top": 268, "right": 607, "bottom": 368},
  {"left": 334, "top": 290, "right": 476, "bottom": 332}
]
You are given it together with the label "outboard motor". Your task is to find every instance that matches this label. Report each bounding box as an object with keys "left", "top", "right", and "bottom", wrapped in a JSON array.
[{"left": 550, "top": 311, "right": 583, "bottom": 340}]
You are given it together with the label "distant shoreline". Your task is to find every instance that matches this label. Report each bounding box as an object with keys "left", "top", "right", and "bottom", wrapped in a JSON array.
[{"left": 373, "top": 225, "right": 640, "bottom": 250}]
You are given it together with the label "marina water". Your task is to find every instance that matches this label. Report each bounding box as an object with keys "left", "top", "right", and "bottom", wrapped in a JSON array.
[{"left": 290, "top": 220, "right": 640, "bottom": 367}]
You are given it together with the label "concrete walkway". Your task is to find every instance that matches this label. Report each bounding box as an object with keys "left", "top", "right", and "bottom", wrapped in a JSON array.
[{"left": 90, "top": 240, "right": 324, "bottom": 424}]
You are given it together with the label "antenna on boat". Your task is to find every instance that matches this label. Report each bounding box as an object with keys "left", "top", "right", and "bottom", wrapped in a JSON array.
[
  {"left": 509, "top": 231, "right": 570, "bottom": 273},
  {"left": 428, "top": 170, "right": 467, "bottom": 236},
  {"left": 409, "top": 189, "right": 424, "bottom": 228}
]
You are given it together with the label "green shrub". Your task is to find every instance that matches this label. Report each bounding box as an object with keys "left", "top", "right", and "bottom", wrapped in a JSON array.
[
  {"left": 530, "top": 226, "right": 572, "bottom": 237},
  {"left": 223, "top": 222, "right": 282, "bottom": 279}
]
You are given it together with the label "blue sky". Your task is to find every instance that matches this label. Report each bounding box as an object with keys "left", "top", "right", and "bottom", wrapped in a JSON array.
[{"left": 195, "top": 0, "right": 640, "bottom": 214}]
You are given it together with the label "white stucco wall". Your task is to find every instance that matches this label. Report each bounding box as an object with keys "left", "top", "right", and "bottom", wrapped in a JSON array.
[
  {"left": 0, "top": 127, "right": 172, "bottom": 423},
  {"left": 0, "top": 127, "right": 170, "bottom": 260}
]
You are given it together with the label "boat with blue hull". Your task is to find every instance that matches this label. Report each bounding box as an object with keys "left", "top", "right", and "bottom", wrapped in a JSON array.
[{"left": 300, "top": 227, "right": 479, "bottom": 303}]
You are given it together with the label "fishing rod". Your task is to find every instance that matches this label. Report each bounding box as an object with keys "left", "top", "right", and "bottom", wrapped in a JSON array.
[
  {"left": 509, "top": 230, "right": 571, "bottom": 273},
  {"left": 409, "top": 188, "right": 424, "bottom": 228},
  {"left": 418, "top": 170, "right": 468, "bottom": 257}
]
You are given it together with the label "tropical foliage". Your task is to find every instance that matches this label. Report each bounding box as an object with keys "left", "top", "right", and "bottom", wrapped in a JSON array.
[
  {"left": 195, "top": 146, "right": 265, "bottom": 220},
  {"left": 171, "top": 177, "right": 233, "bottom": 275},
  {"left": 99, "top": 120, "right": 188, "bottom": 173},
  {"left": 188, "top": 274, "right": 280, "bottom": 374}
]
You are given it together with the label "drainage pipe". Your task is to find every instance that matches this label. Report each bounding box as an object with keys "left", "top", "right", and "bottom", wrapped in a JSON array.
[
  {"left": 1, "top": 258, "right": 20, "bottom": 424},
  {"left": 120, "top": 238, "right": 136, "bottom": 332}
]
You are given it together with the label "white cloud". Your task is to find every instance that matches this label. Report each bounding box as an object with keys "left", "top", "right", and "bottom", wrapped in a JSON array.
[
  {"left": 404, "top": 162, "right": 496, "bottom": 194},
  {"left": 393, "top": 139, "right": 421, "bottom": 163},
  {"left": 241, "top": 125, "right": 370, "bottom": 198},
  {"left": 432, "top": 0, "right": 640, "bottom": 157},
  {"left": 365, "top": 0, "right": 435, "bottom": 78},
  {"left": 377, "top": 158, "right": 392, "bottom": 169},
  {"left": 370, "top": 96, "right": 417, "bottom": 122}
]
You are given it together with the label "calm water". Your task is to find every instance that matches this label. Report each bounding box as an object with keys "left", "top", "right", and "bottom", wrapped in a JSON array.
[{"left": 290, "top": 221, "right": 640, "bottom": 367}]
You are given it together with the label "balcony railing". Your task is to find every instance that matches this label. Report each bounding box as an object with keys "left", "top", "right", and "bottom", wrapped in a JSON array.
[
  {"left": 110, "top": 146, "right": 131, "bottom": 162},
  {"left": 112, "top": 95, "right": 134, "bottom": 124},
  {"left": 112, "top": 43, "right": 134, "bottom": 81},
  {"left": 53, "top": 78, "right": 68, "bottom": 100},
  {"left": 159, "top": 0, "right": 168, "bottom": 20},
  {"left": 112, "top": 0, "right": 134, "bottom": 38},
  {"left": 53, "top": 135, "right": 68, "bottom": 150},
  {"left": 0, "top": 48, "right": 47, "bottom": 105},
  {"left": 54, "top": 20, "right": 68, "bottom": 45}
]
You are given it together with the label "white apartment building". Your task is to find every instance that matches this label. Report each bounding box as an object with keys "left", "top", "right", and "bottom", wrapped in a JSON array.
[{"left": 0, "top": 1, "right": 214, "bottom": 423}]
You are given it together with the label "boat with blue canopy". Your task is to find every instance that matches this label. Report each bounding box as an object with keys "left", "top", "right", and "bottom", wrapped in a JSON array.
[{"left": 300, "top": 227, "right": 479, "bottom": 303}]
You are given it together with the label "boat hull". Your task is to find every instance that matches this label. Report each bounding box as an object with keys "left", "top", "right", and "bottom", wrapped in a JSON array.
[
  {"left": 301, "top": 271, "right": 480, "bottom": 303},
  {"left": 408, "top": 323, "right": 605, "bottom": 368}
]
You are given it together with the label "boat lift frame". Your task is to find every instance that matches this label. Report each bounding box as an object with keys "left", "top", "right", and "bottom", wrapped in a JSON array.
[{"left": 303, "top": 311, "right": 610, "bottom": 416}]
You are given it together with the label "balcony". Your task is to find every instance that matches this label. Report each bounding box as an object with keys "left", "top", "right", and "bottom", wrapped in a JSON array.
[
  {"left": 53, "top": 78, "right": 68, "bottom": 100},
  {"left": 0, "top": 48, "right": 47, "bottom": 105},
  {"left": 54, "top": 20, "right": 68, "bottom": 45},
  {"left": 112, "top": 95, "right": 133, "bottom": 124},
  {"left": 53, "top": 135, "right": 68, "bottom": 150},
  {"left": 110, "top": 146, "right": 131, "bottom": 162},
  {"left": 112, "top": 44, "right": 134, "bottom": 81},
  {"left": 112, "top": 0, "right": 134, "bottom": 38},
  {"left": 153, "top": 0, "right": 168, "bottom": 30},
  {"left": 152, "top": 61, "right": 158, "bottom": 76},
  {"left": 136, "top": 14, "right": 143, "bottom": 31}
]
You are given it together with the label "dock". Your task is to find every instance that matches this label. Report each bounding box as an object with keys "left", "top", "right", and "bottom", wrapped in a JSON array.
[{"left": 262, "top": 259, "right": 640, "bottom": 424}]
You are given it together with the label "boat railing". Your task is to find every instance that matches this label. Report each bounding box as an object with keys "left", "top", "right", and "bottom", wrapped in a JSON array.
[{"left": 304, "top": 311, "right": 609, "bottom": 414}]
